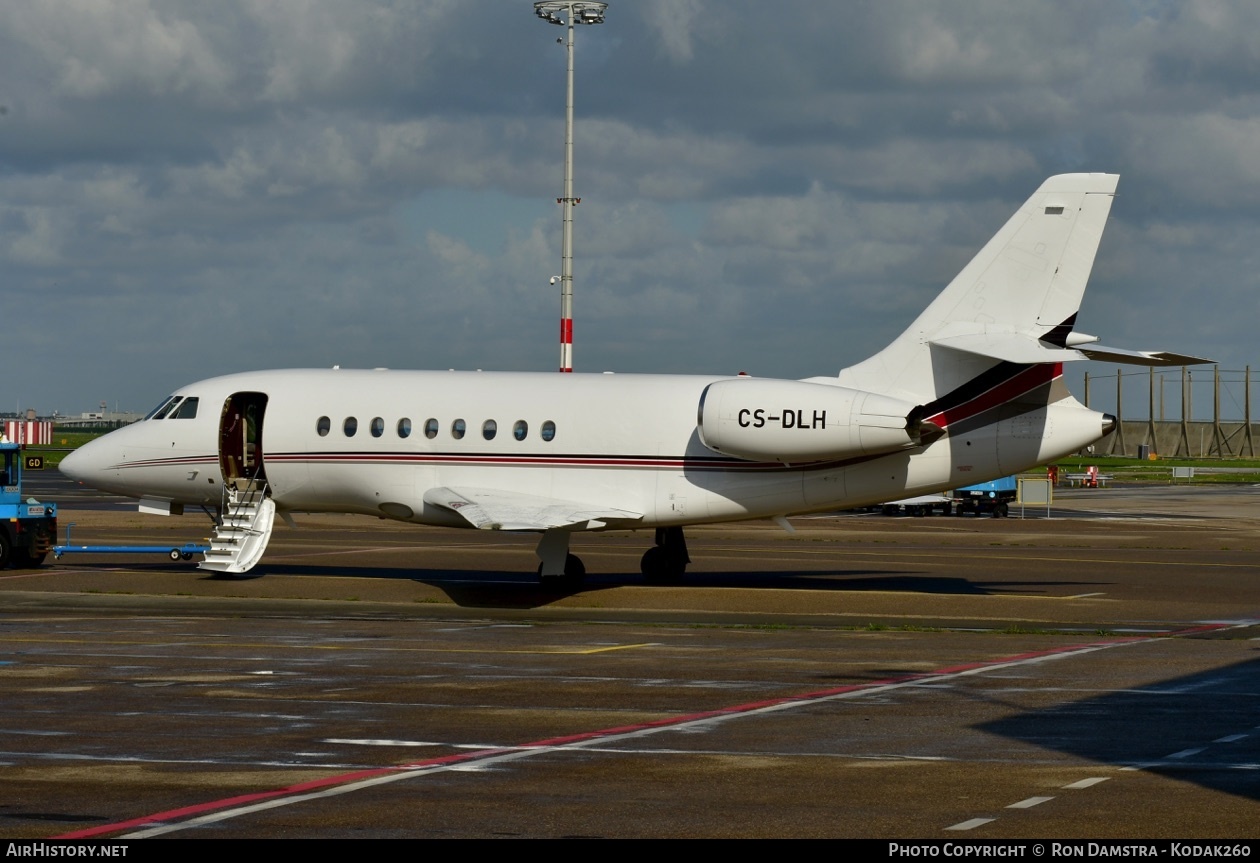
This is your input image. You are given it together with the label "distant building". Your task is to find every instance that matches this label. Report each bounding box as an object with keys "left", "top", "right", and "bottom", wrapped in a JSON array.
[{"left": 56, "top": 411, "right": 142, "bottom": 429}]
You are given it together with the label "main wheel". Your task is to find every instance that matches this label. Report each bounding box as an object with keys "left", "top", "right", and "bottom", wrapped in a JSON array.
[
  {"left": 640, "top": 545, "right": 686, "bottom": 584},
  {"left": 538, "top": 554, "right": 586, "bottom": 589}
]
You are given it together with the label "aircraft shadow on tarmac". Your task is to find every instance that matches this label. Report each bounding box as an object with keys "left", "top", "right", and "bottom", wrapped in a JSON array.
[
  {"left": 238, "top": 564, "right": 1110, "bottom": 609},
  {"left": 978, "top": 655, "right": 1260, "bottom": 803}
]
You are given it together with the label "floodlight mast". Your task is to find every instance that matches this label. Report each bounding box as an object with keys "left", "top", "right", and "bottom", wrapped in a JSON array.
[{"left": 534, "top": 1, "right": 606, "bottom": 373}]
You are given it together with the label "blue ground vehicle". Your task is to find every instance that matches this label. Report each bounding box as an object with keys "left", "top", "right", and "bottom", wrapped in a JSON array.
[
  {"left": 0, "top": 441, "right": 58, "bottom": 568},
  {"left": 878, "top": 476, "right": 1016, "bottom": 518},
  {"left": 952, "top": 475, "right": 1017, "bottom": 518}
]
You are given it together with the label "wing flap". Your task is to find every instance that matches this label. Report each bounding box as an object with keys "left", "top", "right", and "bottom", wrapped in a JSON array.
[{"left": 423, "top": 486, "right": 643, "bottom": 532}]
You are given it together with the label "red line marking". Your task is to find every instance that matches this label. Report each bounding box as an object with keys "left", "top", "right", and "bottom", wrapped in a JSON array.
[{"left": 53, "top": 622, "right": 1229, "bottom": 839}]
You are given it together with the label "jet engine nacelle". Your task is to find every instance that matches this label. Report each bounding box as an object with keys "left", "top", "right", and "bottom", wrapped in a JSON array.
[{"left": 697, "top": 378, "right": 927, "bottom": 464}]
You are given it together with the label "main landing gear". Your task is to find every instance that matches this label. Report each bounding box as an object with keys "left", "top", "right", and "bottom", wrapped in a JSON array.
[
  {"left": 534, "top": 526, "right": 691, "bottom": 588},
  {"left": 640, "top": 526, "right": 690, "bottom": 584},
  {"left": 535, "top": 528, "right": 586, "bottom": 590}
]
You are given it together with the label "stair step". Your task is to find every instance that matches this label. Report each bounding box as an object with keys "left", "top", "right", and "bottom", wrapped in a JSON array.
[{"left": 198, "top": 482, "right": 276, "bottom": 575}]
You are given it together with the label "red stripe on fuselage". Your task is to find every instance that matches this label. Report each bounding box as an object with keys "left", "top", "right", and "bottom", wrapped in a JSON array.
[{"left": 925, "top": 363, "right": 1062, "bottom": 429}]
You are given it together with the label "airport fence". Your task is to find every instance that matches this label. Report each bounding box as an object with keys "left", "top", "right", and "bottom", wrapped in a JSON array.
[{"left": 1082, "top": 366, "right": 1259, "bottom": 458}]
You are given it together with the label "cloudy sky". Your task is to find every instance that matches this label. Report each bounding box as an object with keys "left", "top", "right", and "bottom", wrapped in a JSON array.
[{"left": 3, "top": 0, "right": 1259, "bottom": 417}]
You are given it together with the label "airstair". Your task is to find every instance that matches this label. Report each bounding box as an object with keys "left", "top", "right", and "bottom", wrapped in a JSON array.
[{"left": 198, "top": 477, "right": 275, "bottom": 574}]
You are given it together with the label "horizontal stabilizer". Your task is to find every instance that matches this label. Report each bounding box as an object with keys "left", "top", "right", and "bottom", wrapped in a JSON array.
[
  {"left": 424, "top": 486, "right": 643, "bottom": 532},
  {"left": 931, "top": 331, "right": 1212, "bottom": 367},
  {"left": 1077, "top": 346, "right": 1214, "bottom": 367},
  {"left": 931, "top": 332, "right": 1080, "bottom": 365}
]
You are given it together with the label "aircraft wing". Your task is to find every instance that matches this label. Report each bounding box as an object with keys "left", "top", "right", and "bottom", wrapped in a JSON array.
[
  {"left": 931, "top": 331, "right": 1212, "bottom": 367},
  {"left": 423, "top": 486, "right": 643, "bottom": 532}
]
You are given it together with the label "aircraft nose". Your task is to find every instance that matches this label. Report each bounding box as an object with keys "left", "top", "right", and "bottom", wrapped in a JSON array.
[{"left": 59, "top": 436, "right": 110, "bottom": 485}]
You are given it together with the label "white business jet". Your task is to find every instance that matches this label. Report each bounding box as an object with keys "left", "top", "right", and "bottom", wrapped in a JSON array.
[{"left": 60, "top": 174, "right": 1204, "bottom": 583}]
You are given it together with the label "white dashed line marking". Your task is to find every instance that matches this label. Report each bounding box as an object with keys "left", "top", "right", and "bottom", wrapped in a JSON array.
[
  {"left": 1214, "top": 734, "right": 1248, "bottom": 743},
  {"left": 1063, "top": 777, "right": 1110, "bottom": 789},
  {"left": 1007, "top": 796, "right": 1054, "bottom": 809},
  {"left": 946, "top": 818, "right": 995, "bottom": 831},
  {"left": 1168, "top": 748, "right": 1205, "bottom": 759}
]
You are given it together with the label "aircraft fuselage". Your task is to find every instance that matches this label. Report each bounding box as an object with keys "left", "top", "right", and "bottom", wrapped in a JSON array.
[{"left": 65, "top": 366, "right": 1107, "bottom": 529}]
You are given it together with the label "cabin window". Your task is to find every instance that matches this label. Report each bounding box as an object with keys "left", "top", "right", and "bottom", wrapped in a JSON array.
[
  {"left": 541, "top": 420, "right": 556, "bottom": 442},
  {"left": 344, "top": 417, "right": 358, "bottom": 437},
  {"left": 317, "top": 416, "right": 331, "bottom": 437},
  {"left": 452, "top": 418, "right": 466, "bottom": 440},
  {"left": 370, "top": 417, "right": 385, "bottom": 438},
  {"left": 397, "top": 418, "right": 412, "bottom": 438},
  {"left": 482, "top": 419, "right": 497, "bottom": 441},
  {"left": 513, "top": 420, "right": 528, "bottom": 441},
  {"left": 424, "top": 418, "right": 439, "bottom": 439},
  {"left": 171, "top": 397, "right": 199, "bottom": 419},
  {"left": 153, "top": 397, "right": 183, "bottom": 420},
  {"left": 144, "top": 396, "right": 179, "bottom": 420}
]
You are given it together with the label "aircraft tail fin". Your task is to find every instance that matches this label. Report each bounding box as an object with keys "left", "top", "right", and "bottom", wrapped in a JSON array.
[{"left": 837, "top": 173, "right": 1123, "bottom": 402}]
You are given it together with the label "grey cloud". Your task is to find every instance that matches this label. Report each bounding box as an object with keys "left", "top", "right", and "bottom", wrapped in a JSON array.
[{"left": 0, "top": 1, "right": 1253, "bottom": 412}]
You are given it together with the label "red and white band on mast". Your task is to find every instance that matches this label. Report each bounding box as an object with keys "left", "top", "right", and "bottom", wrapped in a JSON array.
[
  {"left": 535, "top": 1, "right": 607, "bottom": 373},
  {"left": 560, "top": 312, "right": 574, "bottom": 373}
]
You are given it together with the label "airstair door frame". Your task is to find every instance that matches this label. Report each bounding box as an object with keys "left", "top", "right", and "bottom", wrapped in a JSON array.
[{"left": 219, "top": 392, "right": 269, "bottom": 487}]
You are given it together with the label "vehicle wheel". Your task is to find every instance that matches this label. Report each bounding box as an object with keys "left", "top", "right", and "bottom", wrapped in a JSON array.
[
  {"left": 0, "top": 533, "right": 10, "bottom": 569},
  {"left": 181, "top": 552, "right": 194, "bottom": 561},
  {"left": 169, "top": 549, "right": 182, "bottom": 561},
  {"left": 641, "top": 545, "right": 686, "bottom": 584},
  {"left": 997, "top": 502, "right": 1009, "bottom": 518},
  {"left": 11, "top": 549, "right": 46, "bottom": 569}
]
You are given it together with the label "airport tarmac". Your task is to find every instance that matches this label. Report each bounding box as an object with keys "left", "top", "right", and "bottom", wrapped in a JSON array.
[{"left": 1, "top": 478, "right": 1259, "bottom": 839}]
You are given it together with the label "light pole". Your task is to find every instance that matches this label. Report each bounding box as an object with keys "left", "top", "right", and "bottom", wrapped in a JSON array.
[{"left": 534, "top": 1, "right": 606, "bottom": 373}]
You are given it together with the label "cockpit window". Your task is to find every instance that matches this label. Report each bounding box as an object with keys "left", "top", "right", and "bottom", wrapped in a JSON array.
[
  {"left": 153, "top": 397, "right": 183, "bottom": 420},
  {"left": 144, "top": 396, "right": 179, "bottom": 420},
  {"left": 170, "top": 397, "right": 199, "bottom": 419}
]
